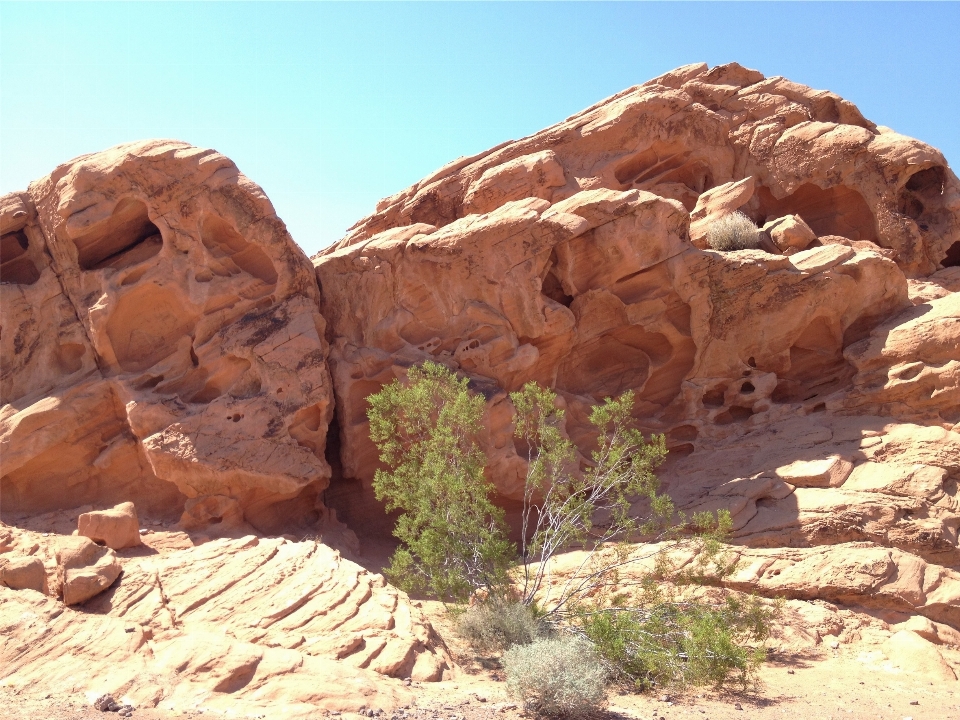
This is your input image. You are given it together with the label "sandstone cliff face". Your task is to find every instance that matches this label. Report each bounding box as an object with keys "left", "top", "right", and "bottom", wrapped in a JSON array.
[
  {"left": 313, "top": 63, "right": 960, "bottom": 628},
  {"left": 313, "top": 62, "right": 960, "bottom": 520},
  {"left": 1, "top": 140, "right": 335, "bottom": 533}
]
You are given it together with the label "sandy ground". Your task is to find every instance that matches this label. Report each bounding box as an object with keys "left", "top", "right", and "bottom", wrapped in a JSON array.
[{"left": 1, "top": 650, "right": 957, "bottom": 720}]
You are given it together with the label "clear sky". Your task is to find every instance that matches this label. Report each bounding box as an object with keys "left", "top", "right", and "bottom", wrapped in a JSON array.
[{"left": 2, "top": 2, "right": 958, "bottom": 257}]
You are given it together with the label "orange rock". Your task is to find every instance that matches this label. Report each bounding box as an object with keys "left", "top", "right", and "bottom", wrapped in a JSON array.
[
  {"left": 0, "top": 555, "right": 45, "bottom": 593},
  {"left": 78, "top": 502, "right": 141, "bottom": 550},
  {"left": 56, "top": 536, "right": 121, "bottom": 605},
  {"left": 1, "top": 140, "right": 334, "bottom": 536},
  {"left": 311, "top": 64, "right": 959, "bottom": 637},
  {"left": 3, "top": 62, "right": 960, "bottom": 709}
]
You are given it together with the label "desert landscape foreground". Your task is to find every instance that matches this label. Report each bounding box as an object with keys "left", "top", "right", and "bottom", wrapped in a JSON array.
[{"left": 2, "top": 62, "right": 960, "bottom": 717}]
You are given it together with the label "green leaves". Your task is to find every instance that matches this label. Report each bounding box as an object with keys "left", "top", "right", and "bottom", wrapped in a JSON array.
[
  {"left": 510, "top": 384, "right": 669, "bottom": 612},
  {"left": 580, "top": 594, "right": 777, "bottom": 691},
  {"left": 368, "top": 361, "right": 513, "bottom": 603}
]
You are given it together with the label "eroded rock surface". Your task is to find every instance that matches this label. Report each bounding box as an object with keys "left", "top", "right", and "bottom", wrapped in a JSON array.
[
  {"left": 1, "top": 140, "right": 336, "bottom": 535},
  {"left": 2, "top": 62, "right": 960, "bottom": 710},
  {"left": 0, "top": 523, "right": 451, "bottom": 714},
  {"left": 312, "top": 63, "right": 959, "bottom": 638}
]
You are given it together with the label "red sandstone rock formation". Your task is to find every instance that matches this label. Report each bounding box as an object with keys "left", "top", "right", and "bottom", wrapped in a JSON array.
[
  {"left": 312, "top": 62, "right": 959, "bottom": 646},
  {"left": 1, "top": 140, "right": 336, "bottom": 535},
  {"left": 2, "top": 63, "right": 960, "bottom": 709}
]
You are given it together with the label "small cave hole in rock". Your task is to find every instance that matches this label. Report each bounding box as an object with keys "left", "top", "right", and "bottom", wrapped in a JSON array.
[
  {"left": 740, "top": 381, "right": 755, "bottom": 394},
  {"left": 756, "top": 183, "right": 877, "bottom": 242},
  {"left": 811, "top": 402, "right": 826, "bottom": 413},
  {"left": 541, "top": 251, "right": 573, "bottom": 307},
  {"left": 894, "top": 363, "right": 924, "bottom": 381},
  {"left": 0, "top": 230, "right": 41, "bottom": 285},
  {"left": 200, "top": 214, "right": 278, "bottom": 287},
  {"left": 702, "top": 388, "right": 726, "bottom": 408},
  {"left": 943, "top": 241, "right": 960, "bottom": 268},
  {"left": 715, "top": 405, "right": 754, "bottom": 425},
  {"left": 669, "top": 443, "right": 695, "bottom": 459},
  {"left": 136, "top": 374, "right": 165, "bottom": 390},
  {"left": 229, "top": 413, "right": 243, "bottom": 423},
  {"left": 668, "top": 424, "right": 699, "bottom": 442},
  {"left": 209, "top": 516, "right": 223, "bottom": 525},
  {"left": 906, "top": 166, "right": 945, "bottom": 196},
  {"left": 747, "top": 357, "right": 757, "bottom": 368},
  {"left": 56, "top": 343, "right": 86, "bottom": 374},
  {"left": 73, "top": 199, "right": 163, "bottom": 271},
  {"left": 899, "top": 195, "right": 925, "bottom": 221}
]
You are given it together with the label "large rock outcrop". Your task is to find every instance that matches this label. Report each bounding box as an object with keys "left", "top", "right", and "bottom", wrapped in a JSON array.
[
  {"left": 2, "top": 62, "right": 960, "bottom": 709},
  {"left": 1, "top": 140, "right": 336, "bottom": 534},
  {"left": 312, "top": 63, "right": 959, "bottom": 628},
  {"left": 314, "top": 62, "right": 959, "bottom": 520}
]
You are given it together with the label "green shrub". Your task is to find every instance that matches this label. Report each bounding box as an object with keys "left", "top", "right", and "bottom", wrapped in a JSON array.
[
  {"left": 367, "top": 361, "right": 514, "bottom": 602},
  {"left": 510, "top": 384, "right": 670, "bottom": 616},
  {"left": 504, "top": 637, "right": 608, "bottom": 717},
  {"left": 457, "top": 599, "right": 543, "bottom": 654},
  {"left": 580, "top": 594, "right": 777, "bottom": 691},
  {"left": 367, "top": 363, "right": 780, "bottom": 695},
  {"left": 707, "top": 211, "right": 760, "bottom": 251}
]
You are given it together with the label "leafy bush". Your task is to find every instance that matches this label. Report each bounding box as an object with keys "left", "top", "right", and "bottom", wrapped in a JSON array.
[
  {"left": 457, "top": 599, "right": 543, "bottom": 654},
  {"left": 580, "top": 593, "right": 777, "bottom": 691},
  {"left": 504, "top": 637, "right": 608, "bottom": 716},
  {"left": 707, "top": 211, "right": 760, "bottom": 251},
  {"left": 368, "top": 361, "right": 514, "bottom": 602},
  {"left": 511, "top": 383, "right": 670, "bottom": 617}
]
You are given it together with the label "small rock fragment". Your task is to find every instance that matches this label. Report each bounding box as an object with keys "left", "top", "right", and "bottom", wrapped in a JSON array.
[{"left": 94, "top": 694, "right": 116, "bottom": 711}]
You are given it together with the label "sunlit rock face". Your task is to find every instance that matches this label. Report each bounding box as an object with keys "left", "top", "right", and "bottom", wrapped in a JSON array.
[
  {"left": 313, "top": 63, "right": 960, "bottom": 600},
  {"left": 2, "top": 63, "right": 960, "bottom": 707},
  {"left": 1, "top": 140, "right": 335, "bottom": 535}
]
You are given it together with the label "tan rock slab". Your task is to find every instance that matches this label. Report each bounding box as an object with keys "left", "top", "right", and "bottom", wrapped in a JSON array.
[
  {"left": 78, "top": 502, "right": 141, "bottom": 550},
  {"left": 789, "top": 244, "right": 856, "bottom": 274},
  {"left": 774, "top": 455, "right": 853, "bottom": 488}
]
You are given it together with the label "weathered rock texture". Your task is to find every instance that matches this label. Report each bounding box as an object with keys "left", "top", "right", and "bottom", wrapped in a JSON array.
[
  {"left": 1, "top": 140, "right": 336, "bottom": 534},
  {"left": 312, "top": 62, "right": 960, "bottom": 636},
  {"left": 2, "top": 62, "right": 960, "bottom": 708},
  {"left": 0, "top": 525, "right": 449, "bottom": 714}
]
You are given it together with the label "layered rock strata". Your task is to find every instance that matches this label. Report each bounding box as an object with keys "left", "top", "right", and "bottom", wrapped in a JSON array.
[{"left": 0, "top": 523, "right": 449, "bottom": 714}]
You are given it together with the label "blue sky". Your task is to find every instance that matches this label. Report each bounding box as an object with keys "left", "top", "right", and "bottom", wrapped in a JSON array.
[{"left": 2, "top": 2, "right": 958, "bottom": 257}]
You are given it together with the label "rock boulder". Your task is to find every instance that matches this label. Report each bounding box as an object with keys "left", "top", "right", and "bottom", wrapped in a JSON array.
[
  {"left": 56, "top": 536, "right": 121, "bottom": 605},
  {"left": 78, "top": 502, "right": 141, "bottom": 550}
]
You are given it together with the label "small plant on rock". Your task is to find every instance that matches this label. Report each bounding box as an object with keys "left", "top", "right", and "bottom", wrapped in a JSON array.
[{"left": 707, "top": 211, "right": 761, "bottom": 251}]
